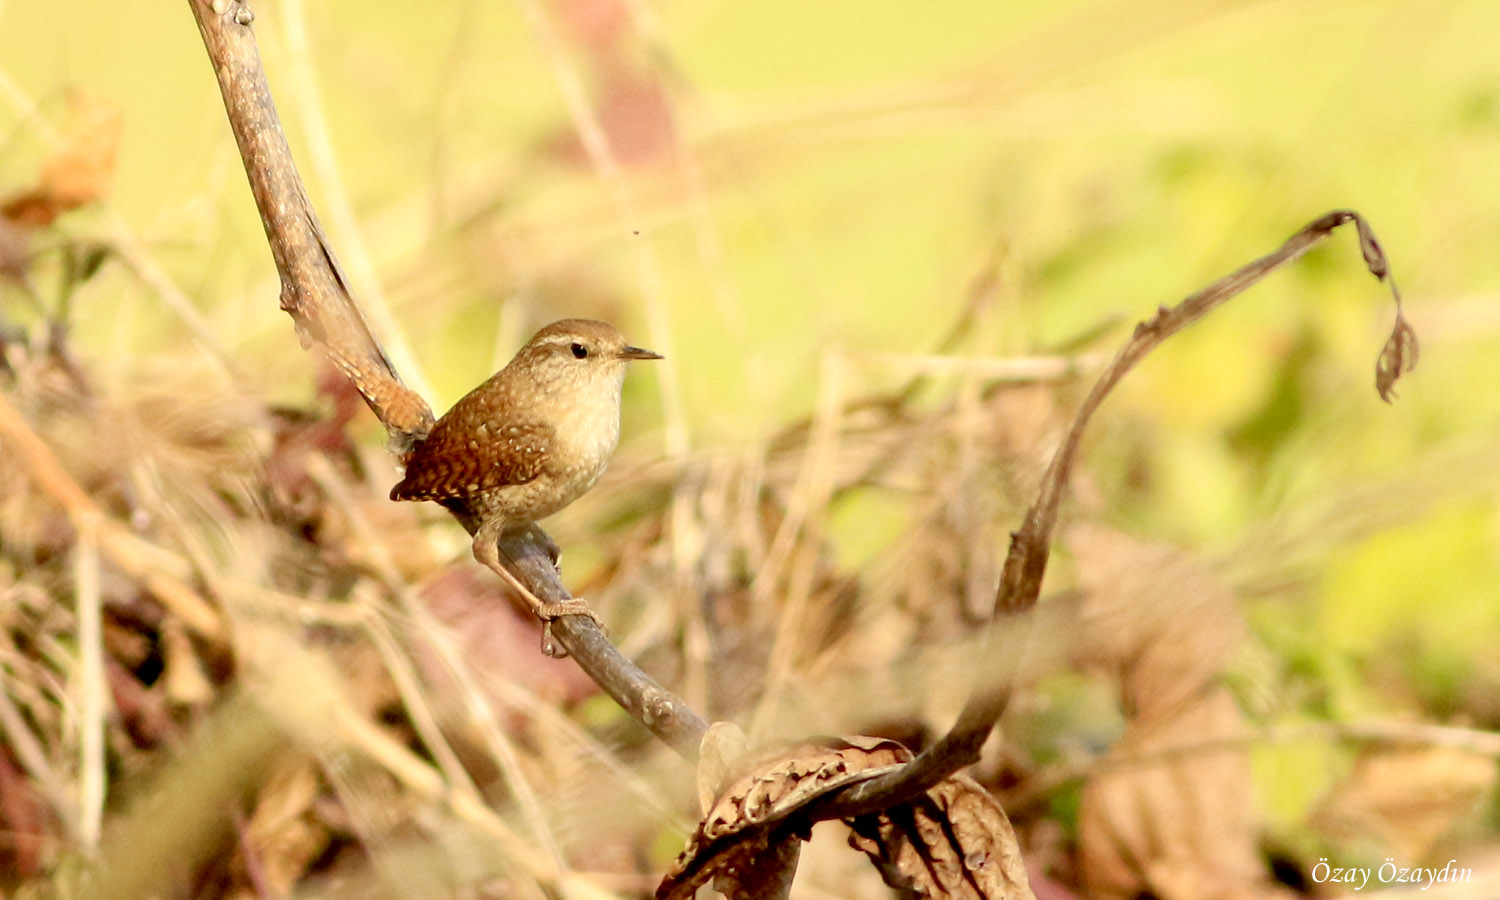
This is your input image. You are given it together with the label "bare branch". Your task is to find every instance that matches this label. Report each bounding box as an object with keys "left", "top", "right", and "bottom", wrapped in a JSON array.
[
  {"left": 501, "top": 529, "right": 710, "bottom": 756},
  {"left": 185, "top": 0, "right": 708, "bottom": 757},
  {"left": 186, "top": 0, "right": 430, "bottom": 450}
]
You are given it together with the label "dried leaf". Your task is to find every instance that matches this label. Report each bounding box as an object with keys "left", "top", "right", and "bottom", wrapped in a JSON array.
[
  {"left": 1078, "top": 689, "right": 1264, "bottom": 900},
  {"left": 1069, "top": 526, "right": 1272, "bottom": 900},
  {"left": 1068, "top": 524, "right": 1244, "bottom": 720},
  {"left": 1375, "top": 310, "right": 1420, "bottom": 402},
  {"left": 662, "top": 736, "right": 1036, "bottom": 900},
  {"left": 1352, "top": 213, "right": 1390, "bottom": 280},
  {"left": 161, "top": 619, "right": 214, "bottom": 707},
  {"left": 0, "top": 192, "right": 57, "bottom": 228},
  {"left": 848, "top": 773, "right": 1034, "bottom": 899},
  {"left": 1310, "top": 746, "right": 1495, "bottom": 860},
  {"left": 658, "top": 736, "right": 911, "bottom": 900},
  {"left": 1, "top": 93, "right": 122, "bottom": 226},
  {"left": 40, "top": 94, "right": 123, "bottom": 209},
  {"left": 712, "top": 834, "right": 801, "bottom": 900},
  {"left": 236, "top": 758, "right": 330, "bottom": 898},
  {"left": 698, "top": 721, "right": 751, "bottom": 815}
]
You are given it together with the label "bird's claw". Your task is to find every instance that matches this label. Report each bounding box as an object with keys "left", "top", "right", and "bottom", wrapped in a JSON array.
[{"left": 536, "top": 599, "right": 603, "bottom": 658}]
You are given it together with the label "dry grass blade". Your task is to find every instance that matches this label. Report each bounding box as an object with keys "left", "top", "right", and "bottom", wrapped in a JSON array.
[
  {"left": 0, "top": 662, "right": 79, "bottom": 844},
  {"left": 0, "top": 389, "right": 224, "bottom": 640},
  {"left": 1377, "top": 312, "right": 1420, "bottom": 403},
  {"left": 72, "top": 530, "right": 106, "bottom": 849}
]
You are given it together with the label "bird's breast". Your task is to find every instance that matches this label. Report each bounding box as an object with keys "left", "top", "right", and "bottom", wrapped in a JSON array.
[{"left": 550, "top": 381, "right": 623, "bottom": 477}]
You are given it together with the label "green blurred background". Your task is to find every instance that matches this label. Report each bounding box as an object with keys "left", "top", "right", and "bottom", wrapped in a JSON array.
[{"left": 4, "top": 0, "right": 1499, "bottom": 862}]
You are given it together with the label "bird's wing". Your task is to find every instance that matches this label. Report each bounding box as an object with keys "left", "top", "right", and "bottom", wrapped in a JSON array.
[{"left": 389, "top": 419, "right": 554, "bottom": 501}]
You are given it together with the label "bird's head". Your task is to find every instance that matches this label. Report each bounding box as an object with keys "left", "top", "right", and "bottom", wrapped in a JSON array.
[{"left": 510, "top": 318, "right": 662, "bottom": 394}]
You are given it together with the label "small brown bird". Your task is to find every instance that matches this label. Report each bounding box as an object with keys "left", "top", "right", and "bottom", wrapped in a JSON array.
[{"left": 391, "top": 319, "right": 661, "bottom": 647}]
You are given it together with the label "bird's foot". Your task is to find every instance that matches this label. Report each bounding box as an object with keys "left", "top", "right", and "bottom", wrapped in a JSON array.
[
  {"left": 536, "top": 598, "right": 604, "bottom": 659},
  {"left": 474, "top": 525, "right": 598, "bottom": 657}
]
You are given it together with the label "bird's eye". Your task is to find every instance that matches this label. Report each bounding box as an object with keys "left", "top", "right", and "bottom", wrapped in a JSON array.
[{"left": 570, "top": 343, "right": 588, "bottom": 359}]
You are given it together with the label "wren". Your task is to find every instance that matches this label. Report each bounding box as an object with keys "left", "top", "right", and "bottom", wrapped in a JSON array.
[{"left": 390, "top": 318, "right": 661, "bottom": 651}]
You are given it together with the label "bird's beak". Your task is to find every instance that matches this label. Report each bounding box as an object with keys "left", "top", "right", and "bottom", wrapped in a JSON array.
[{"left": 618, "top": 346, "right": 663, "bottom": 360}]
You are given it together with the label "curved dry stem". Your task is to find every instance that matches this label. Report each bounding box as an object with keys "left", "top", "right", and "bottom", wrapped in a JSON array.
[{"left": 811, "top": 209, "right": 1418, "bottom": 820}]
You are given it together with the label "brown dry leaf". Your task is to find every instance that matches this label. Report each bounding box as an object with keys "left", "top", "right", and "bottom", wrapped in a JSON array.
[
  {"left": 1068, "top": 525, "right": 1278, "bottom": 900},
  {"left": 697, "top": 721, "right": 752, "bottom": 814},
  {"left": 848, "top": 773, "right": 1035, "bottom": 900},
  {"left": 161, "top": 618, "right": 214, "bottom": 707},
  {"left": 1078, "top": 688, "right": 1269, "bottom": 900},
  {"left": 657, "top": 736, "right": 911, "bottom": 900},
  {"left": 1310, "top": 746, "right": 1495, "bottom": 861},
  {"left": 1375, "top": 310, "right": 1420, "bottom": 403},
  {"left": 0, "top": 217, "right": 29, "bottom": 281},
  {"left": 663, "top": 736, "right": 1036, "bottom": 899},
  {"left": 235, "top": 757, "right": 330, "bottom": 898},
  {"left": 418, "top": 566, "right": 599, "bottom": 708},
  {"left": 40, "top": 94, "right": 123, "bottom": 209},
  {"left": 1068, "top": 523, "right": 1245, "bottom": 720},
  {"left": 0, "top": 191, "right": 58, "bottom": 228},
  {"left": 710, "top": 835, "right": 803, "bottom": 900},
  {"left": 1, "top": 93, "right": 122, "bottom": 226},
  {"left": 0, "top": 750, "right": 50, "bottom": 880}
]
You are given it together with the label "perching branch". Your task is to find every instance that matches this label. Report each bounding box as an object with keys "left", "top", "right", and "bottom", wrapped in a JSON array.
[
  {"left": 185, "top": 0, "right": 708, "bottom": 758},
  {"left": 809, "top": 209, "right": 1418, "bottom": 821}
]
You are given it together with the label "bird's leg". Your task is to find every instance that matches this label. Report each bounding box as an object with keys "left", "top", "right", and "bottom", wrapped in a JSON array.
[{"left": 472, "top": 518, "right": 601, "bottom": 658}]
